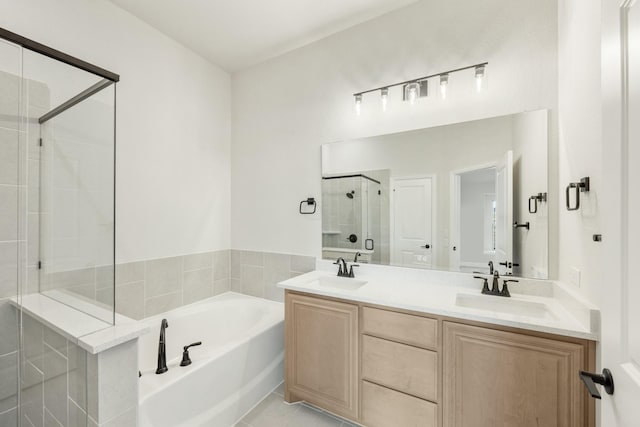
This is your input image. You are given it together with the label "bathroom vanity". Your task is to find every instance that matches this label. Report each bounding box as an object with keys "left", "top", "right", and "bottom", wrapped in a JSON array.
[{"left": 279, "top": 267, "right": 597, "bottom": 427}]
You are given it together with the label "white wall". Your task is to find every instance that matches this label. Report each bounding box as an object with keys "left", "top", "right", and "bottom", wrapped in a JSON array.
[
  {"left": 512, "top": 110, "right": 550, "bottom": 279},
  {"left": 557, "top": 0, "right": 602, "bottom": 301},
  {"left": 231, "top": 0, "right": 558, "bottom": 257},
  {"left": 0, "top": 0, "right": 232, "bottom": 263}
]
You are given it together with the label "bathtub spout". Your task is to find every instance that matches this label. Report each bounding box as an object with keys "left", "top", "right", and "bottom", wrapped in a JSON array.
[{"left": 156, "top": 319, "right": 169, "bottom": 374}]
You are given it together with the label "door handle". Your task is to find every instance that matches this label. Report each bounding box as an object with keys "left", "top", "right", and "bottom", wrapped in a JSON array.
[
  {"left": 422, "top": 244, "right": 431, "bottom": 249},
  {"left": 579, "top": 369, "right": 614, "bottom": 399}
]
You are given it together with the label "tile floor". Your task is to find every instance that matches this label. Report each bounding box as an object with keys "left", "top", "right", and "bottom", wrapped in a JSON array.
[{"left": 236, "top": 383, "right": 359, "bottom": 427}]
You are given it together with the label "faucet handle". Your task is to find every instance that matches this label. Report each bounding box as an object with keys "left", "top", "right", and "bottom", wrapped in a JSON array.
[
  {"left": 348, "top": 264, "right": 359, "bottom": 278},
  {"left": 473, "top": 276, "right": 491, "bottom": 294},
  {"left": 180, "top": 342, "right": 202, "bottom": 367},
  {"left": 501, "top": 279, "right": 518, "bottom": 297}
]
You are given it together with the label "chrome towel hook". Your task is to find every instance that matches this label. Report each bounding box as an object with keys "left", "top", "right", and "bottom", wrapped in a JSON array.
[{"left": 566, "top": 177, "right": 590, "bottom": 211}]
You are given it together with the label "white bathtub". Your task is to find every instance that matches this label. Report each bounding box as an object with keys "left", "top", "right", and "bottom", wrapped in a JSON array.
[{"left": 138, "top": 292, "right": 284, "bottom": 427}]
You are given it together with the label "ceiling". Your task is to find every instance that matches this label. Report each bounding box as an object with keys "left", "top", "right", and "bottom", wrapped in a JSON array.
[{"left": 109, "top": 0, "right": 418, "bottom": 71}]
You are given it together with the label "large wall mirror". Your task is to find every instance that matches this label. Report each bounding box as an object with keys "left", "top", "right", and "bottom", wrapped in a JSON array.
[{"left": 321, "top": 109, "right": 550, "bottom": 279}]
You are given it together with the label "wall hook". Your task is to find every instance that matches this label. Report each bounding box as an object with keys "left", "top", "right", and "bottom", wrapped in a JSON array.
[
  {"left": 299, "top": 197, "right": 317, "bottom": 214},
  {"left": 566, "top": 177, "right": 590, "bottom": 211},
  {"left": 528, "top": 192, "right": 547, "bottom": 214}
]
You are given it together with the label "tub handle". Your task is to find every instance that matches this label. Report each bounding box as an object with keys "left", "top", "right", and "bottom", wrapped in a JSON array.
[{"left": 180, "top": 341, "right": 202, "bottom": 367}]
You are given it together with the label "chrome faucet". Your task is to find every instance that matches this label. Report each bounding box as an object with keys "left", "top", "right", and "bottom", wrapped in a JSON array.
[
  {"left": 156, "top": 318, "right": 169, "bottom": 374},
  {"left": 354, "top": 252, "right": 362, "bottom": 263}
]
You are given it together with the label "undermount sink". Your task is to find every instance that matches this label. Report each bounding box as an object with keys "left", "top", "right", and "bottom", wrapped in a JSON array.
[
  {"left": 309, "top": 276, "right": 368, "bottom": 291},
  {"left": 455, "top": 293, "right": 557, "bottom": 320}
]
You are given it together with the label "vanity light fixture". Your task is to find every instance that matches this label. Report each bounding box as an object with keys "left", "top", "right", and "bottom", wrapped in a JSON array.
[
  {"left": 381, "top": 87, "right": 389, "bottom": 111},
  {"left": 354, "top": 93, "right": 362, "bottom": 116},
  {"left": 439, "top": 73, "right": 449, "bottom": 99},
  {"left": 475, "top": 64, "right": 486, "bottom": 91},
  {"left": 352, "top": 62, "right": 488, "bottom": 113}
]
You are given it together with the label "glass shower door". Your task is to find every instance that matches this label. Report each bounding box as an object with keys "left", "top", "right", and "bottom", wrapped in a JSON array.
[{"left": 38, "top": 81, "right": 115, "bottom": 325}]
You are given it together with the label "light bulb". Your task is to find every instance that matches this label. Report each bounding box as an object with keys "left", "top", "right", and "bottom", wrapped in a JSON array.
[
  {"left": 381, "top": 88, "right": 389, "bottom": 112},
  {"left": 439, "top": 74, "right": 449, "bottom": 99},
  {"left": 475, "top": 65, "right": 486, "bottom": 92},
  {"left": 354, "top": 94, "right": 362, "bottom": 116},
  {"left": 407, "top": 82, "right": 419, "bottom": 105}
]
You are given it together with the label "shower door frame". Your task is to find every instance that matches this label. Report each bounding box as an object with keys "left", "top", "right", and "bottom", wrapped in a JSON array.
[{"left": 0, "top": 26, "right": 120, "bottom": 427}]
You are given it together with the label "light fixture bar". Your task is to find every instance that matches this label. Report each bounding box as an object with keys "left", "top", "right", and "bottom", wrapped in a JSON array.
[{"left": 352, "top": 62, "right": 488, "bottom": 97}]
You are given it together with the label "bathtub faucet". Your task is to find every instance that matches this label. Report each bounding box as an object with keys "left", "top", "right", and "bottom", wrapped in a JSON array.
[{"left": 156, "top": 318, "right": 169, "bottom": 374}]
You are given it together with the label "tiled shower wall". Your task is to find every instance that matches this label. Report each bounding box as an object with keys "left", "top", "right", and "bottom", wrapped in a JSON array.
[
  {"left": 0, "top": 68, "right": 21, "bottom": 426},
  {"left": 112, "top": 249, "right": 315, "bottom": 320},
  {"left": 0, "top": 67, "right": 50, "bottom": 426}
]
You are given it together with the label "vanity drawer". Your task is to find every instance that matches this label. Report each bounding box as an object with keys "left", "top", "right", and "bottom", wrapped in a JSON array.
[
  {"left": 362, "top": 306, "right": 438, "bottom": 349},
  {"left": 362, "top": 335, "right": 437, "bottom": 401},
  {"left": 362, "top": 380, "right": 437, "bottom": 427}
]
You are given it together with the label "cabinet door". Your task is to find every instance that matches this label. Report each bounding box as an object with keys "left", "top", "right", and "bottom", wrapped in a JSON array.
[
  {"left": 285, "top": 293, "right": 359, "bottom": 420},
  {"left": 443, "top": 322, "right": 588, "bottom": 427}
]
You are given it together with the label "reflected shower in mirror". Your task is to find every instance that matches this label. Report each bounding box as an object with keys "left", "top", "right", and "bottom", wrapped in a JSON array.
[{"left": 321, "top": 110, "right": 549, "bottom": 279}]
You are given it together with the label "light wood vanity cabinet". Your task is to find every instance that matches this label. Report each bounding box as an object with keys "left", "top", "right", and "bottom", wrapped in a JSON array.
[
  {"left": 285, "top": 293, "right": 359, "bottom": 420},
  {"left": 442, "top": 322, "right": 591, "bottom": 427},
  {"left": 285, "top": 291, "right": 595, "bottom": 427}
]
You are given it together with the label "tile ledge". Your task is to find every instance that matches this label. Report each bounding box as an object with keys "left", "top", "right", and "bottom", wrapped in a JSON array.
[{"left": 10, "top": 293, "right": 149, "bottom": 354}]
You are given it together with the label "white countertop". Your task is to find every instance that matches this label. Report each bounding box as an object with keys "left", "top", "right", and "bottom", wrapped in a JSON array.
[
  {"left": 11, "top": 292, "right": 149, "bottom": 354},
  {"left": 278, "top": 261, "right": 599, "bottom": 341}
]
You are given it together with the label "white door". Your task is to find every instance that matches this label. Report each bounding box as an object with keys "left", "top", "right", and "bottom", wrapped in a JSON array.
[
  {"left": 493, "top": 151, "right": 513, "bottom": 274},
  {"left": 449, "top": 174, "right": 461, "bottom": 271},
  {"left": 599, "top": 0, "right": 640, "bottom": 423},
  {"left": 392, "top": 177, "right": 433, "bottom": 269}
]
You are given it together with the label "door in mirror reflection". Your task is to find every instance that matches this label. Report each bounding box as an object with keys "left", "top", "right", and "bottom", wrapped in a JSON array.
[
  {"left": 494, "top": 150, "right": 514, "bottom": 274},
  {"left": 451, "top": 166, "right": 497, "bottom": 273},
  {"left": 391, "top": 177, "right": 433, "bottom": 269}
]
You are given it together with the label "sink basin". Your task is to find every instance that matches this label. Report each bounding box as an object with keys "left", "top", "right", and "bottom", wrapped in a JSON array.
[
  {"left": 309, "top": 276, "right": 368, "bottom": 291},
  {"left": 455, "top": 293, "right": 557, "bottom": 320}
]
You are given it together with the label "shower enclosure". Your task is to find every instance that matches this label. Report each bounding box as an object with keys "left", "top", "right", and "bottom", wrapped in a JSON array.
[
  {"left": 321, "top": 173, "right": 385, "bottom": 264},
  {"left": 1, "top": 28, "right": 117, "bottom": 426}
]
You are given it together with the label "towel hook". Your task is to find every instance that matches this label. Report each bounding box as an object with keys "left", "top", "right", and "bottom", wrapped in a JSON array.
[
  {"left": 566, "top": 177, "right": 590, "bottom": 211},
  {"left": 299, "top": 197, "right": 317, "bottom": 214},
  {"left": 528, "top": 192, "right": 548, "bottom": 214}
]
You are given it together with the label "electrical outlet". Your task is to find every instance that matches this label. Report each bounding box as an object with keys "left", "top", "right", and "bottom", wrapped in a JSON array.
[{"left": 570, "top": 267, "right": 581, "bottom": 287}]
